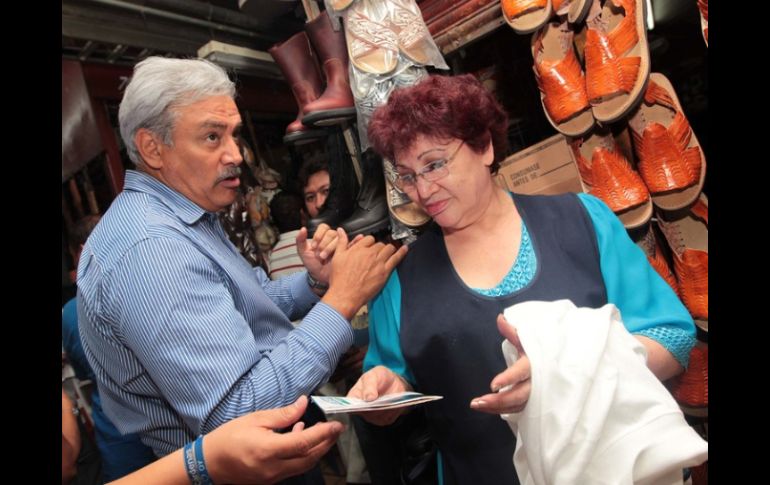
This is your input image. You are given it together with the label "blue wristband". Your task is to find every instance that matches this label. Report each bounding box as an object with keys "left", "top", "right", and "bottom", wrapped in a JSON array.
[
  {"left": 183, "top": 440, "right": 197, "bottom": 484},
  {"left": 194, "top": 435, "right": 213, "bottom": 484},
  {"left": 183, "top": 436, "right": 214, "bottom": 484}
]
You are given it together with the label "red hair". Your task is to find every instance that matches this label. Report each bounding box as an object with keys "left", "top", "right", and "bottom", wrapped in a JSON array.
[{"left": 368, "top": 74, "right": 509, "bottom": 173}]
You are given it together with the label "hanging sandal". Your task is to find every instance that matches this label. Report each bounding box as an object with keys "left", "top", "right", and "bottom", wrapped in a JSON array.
[
  {"left": 383, "top": 160, "right": 430, "bottom": 228},
  {"left": 628, "top": 73, "right": 706, "bottom": 211},
  {"left": 666, "top": 342, "right": 708, "bottom": 416},
  {"left": 532, "top": 20, "right": 594, "bottom": 136},
  {"left": 570, "top": 126, "right": 652, "bottom": 229},
  {"left": 502, "top": 0, "right": 552, "bottom": 34},
  {"left": 656, "top": 194, "right": 708, "bottom": 331},
  {"left": 329, "top": 0, "right": 356, "bottom": 12},
  {"left": 584, "top": 0, "right": 650, "bottom": 123},
  {"left": 553, "top": 0, "right": 593, "bottom": 24},
  {"left": 344, "top": 0, "right": 399, "bottom": 75},
  {"left": 697, "top": 0, "right": 708, "bottom": 47},
  {"left": 389, "top": 0, "right": 435, "bottom": 66},
  {"left": 635, "top": 222, "right": 679, "bottom": 296}
]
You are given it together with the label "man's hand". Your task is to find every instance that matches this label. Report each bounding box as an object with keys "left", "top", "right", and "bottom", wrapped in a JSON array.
[
  {"left": 322, "top": 229, "right": 408, "bottom": 320},
  {"left": 296, "top": 225, "right": 367, "bottom": 288},
  {"left": 347, "top": 366, "right": 411, "bottom": 426},
  {"left": 62, "top": 390, "right": 81, "bottom": 484},
  {"left": 204, "top": 396, "right": 344, "bottom": 485},
  {"left": 296, "top": 224, "right": 335, "bottom": 285},
  {"left": 470, "top": 314, "right": 531, "bottom": 415}
]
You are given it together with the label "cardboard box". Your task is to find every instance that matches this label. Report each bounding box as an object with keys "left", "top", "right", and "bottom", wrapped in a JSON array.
[{"left": 495, "top": 134, "right": 585, "bottom": 196}]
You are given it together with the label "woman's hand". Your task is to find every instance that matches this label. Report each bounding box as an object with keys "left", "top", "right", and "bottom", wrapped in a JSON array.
[
  {"left": 348, "top": 366, "right": 412, "bottom": 426},
  {"left": 470, "top": 314, "right": 531, "bottom": 415}
]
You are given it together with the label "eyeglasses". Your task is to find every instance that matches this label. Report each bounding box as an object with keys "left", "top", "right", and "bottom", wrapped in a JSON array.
[{"left": 393, "top": 141, "right": 464, "bottom": 191}]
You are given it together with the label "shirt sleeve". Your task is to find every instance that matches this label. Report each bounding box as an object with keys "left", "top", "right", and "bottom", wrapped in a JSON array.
[
  {"left": 256, "top": 268, "right": 319, "bottom": 321},
  {"left": 577, "top": 193, "right": 696, "bottom": 368},
  {"left": 106, "top": 237, "right": 352, "bottom": 435},
  {"left": 62, "top": 298, "right": 95, "bottom": 382},
  {"left": 364, "top": 270, "right": 417, "bottom": 385}
]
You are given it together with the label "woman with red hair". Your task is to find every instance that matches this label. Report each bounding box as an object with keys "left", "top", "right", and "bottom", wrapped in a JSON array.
[{"left": 348, "top": 74, "right": 696, "bottom": 483}]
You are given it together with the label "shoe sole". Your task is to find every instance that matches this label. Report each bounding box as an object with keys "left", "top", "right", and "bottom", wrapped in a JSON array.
[
  {"left": 503, "top": 0, "right": 552, "bottom": 34},
  {"left": 568, "top": 0, "right": 593, "bottom": 24},
  {"left": 302, "top": 107, "right": 357, "bottom": 127},
  {"left": 342, "top": 215, "right": 390, "bottom": 238},
  {"left": 384, "top": 177, "right": 430, "bottom": 228},
  {"left": 283, "top": 129, "right": 327, "bottom": 146}
]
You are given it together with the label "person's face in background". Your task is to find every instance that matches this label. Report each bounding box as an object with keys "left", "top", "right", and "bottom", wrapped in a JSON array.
[{"left": 303, "top": 170, "right": 330, "bottom": 218}]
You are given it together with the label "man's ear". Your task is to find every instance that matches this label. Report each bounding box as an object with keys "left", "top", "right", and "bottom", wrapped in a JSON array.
[{"left": 135, "top": 129, "right": 164, "bottom": 170}]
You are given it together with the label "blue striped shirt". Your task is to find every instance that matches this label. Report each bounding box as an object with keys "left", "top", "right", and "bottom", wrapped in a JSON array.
[{"left": 77, "top": 170, "right": 353, "bottom": 456}]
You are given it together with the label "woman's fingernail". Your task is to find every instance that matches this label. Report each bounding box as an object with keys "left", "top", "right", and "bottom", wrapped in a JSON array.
[{"left": 470, "top": 399, "right": 485, "bottom": 408}]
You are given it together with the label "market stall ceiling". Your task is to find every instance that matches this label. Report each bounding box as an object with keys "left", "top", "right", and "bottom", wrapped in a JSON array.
[
  {"left": 62, "top": 0, "right": 697, "bottom": 77},
  {"left": 62, "top": 0, "right": 304, "bottom": 78}
]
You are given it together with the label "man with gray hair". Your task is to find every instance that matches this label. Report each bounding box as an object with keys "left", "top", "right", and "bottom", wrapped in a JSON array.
[{"left": 77, "top": 56, "right": 406, "bottom": 483}]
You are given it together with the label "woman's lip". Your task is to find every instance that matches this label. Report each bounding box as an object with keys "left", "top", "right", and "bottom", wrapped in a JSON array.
[{"left": 424, "top": 199, "right": 448, "bottom": 216}]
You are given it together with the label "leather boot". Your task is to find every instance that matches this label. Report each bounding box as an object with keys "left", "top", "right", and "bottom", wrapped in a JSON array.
[
  {"left": 306, "top": 129, "right": 359, "bottom": 237},
  {"left": 340, "top": 149, "right": 390, "bottom": 237},
  {"left": 302, "top": 11, "right": 356, "bottom": 127},
  {"left": 268, "top": 31, "right": 327, "bottom": 145}
]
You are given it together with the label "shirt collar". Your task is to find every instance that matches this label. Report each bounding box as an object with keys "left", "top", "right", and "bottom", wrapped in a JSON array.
[{"left": 123, "top": 170, "right": 213, "bottom": 225}]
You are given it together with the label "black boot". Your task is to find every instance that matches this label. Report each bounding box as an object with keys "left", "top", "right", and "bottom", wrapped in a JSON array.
[
  {"left": 306, "top": 129, "right": 359, "bottom": 237},
  {"left": 340, "top": 149, "right": 390, "bottom": 237}
]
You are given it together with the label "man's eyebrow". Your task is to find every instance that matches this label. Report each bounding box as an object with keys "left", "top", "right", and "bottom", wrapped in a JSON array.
[{"left": 199, "top": 120, "right": 227, "bottom": 130}]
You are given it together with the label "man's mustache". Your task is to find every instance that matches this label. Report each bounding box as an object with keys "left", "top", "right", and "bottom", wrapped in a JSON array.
[{"left": 216, "top": 166, "right": 242, "bottom": 183}]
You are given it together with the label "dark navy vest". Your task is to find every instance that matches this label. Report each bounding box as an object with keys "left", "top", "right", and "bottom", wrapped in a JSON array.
[{"left": 398, "top": 193, "right": 607, "bottom": 485}]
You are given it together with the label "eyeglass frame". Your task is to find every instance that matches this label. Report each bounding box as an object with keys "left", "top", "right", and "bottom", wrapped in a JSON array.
[{"left": 393, "top": 141, "right": 465, "bottom": 191}]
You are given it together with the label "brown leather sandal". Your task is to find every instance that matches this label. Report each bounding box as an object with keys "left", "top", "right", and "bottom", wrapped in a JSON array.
[
  {"left": 698, "top": 0, "right": 708, "bottom": 47},
  {"left": 656, "top": 194, "right": 708, "bottom": 331},
  {"left": 553, "top": 0, "right": 593, "bottom": 24},
  {"left": 666, "top": 342, "right": 708, "bottom": 416},
  {"left": 584, "top": 0, "right": 650, "bottom": 123},
  {"left": 532, "top": 20, "right": 594, "bottom": 136},
  {"left": 502, "top": 0, "right": 552, "bottom": 34},
  {"left": 635, "top": 222, "right": 680, "bottom": 296},
  {"left": 570, "top": 126, "right": 652, "bottom": 229},
  {"left": 628, "top": 73, "right": 706, "bottom": 211}
]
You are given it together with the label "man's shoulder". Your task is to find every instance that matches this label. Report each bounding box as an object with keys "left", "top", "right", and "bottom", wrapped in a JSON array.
[{"left": 87, "top": 193, "right": 194, "bottom": 270}]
